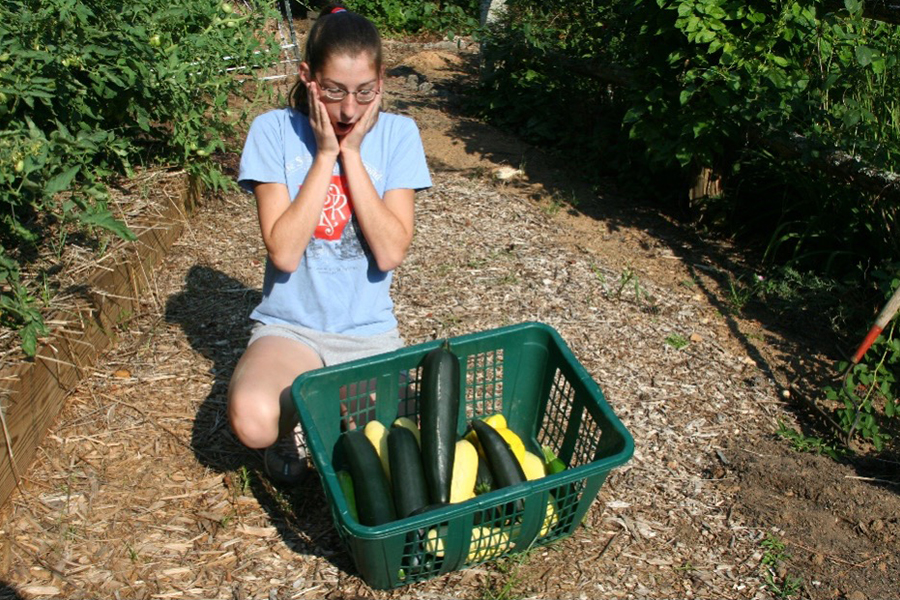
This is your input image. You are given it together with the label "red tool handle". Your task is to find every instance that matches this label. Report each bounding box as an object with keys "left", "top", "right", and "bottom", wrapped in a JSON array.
[
  {"left": 851, "top": 325, "right": 884, "bottom": 364},
  {"left": 850, "top": 284, "right": 900, "bottom": 364}
]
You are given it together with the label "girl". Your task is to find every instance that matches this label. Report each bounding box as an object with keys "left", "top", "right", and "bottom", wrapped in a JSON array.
[{"left": 228, "top": 4, "right": 432, "bottom": 485}]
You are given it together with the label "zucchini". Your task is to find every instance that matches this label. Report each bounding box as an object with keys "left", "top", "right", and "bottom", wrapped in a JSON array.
[
  {"left": 406, "top": 502, "right": 449, "bottom": 574},
  {"left": 496, "top": 427, "right": 526, "bottom": 467},
  {"left": 336, "top": 470, "right": 358, "bottom": 521},
  {"left": 341, "top": 429, "right": 396, "bottom": 526},
  {"left": 408, "top": 502, "right": 449, "bottom": 517},
  {"left": 471, "top": 419, "right": 527, "bottom": 523},
  {"left": 470, "top": 419, "right": 527, "bottom": 490},
  {"left": 475, "top": 454, "right": 495, "bottom": 495},
  {"left": 388, "top": 425, "right": 430, "bottom": 518},
  {"left": 419, "top": 341, "right": 461, "bottom": 504},
  {"left": 392, "top": 416, "right": 421, "bottom": 447}
]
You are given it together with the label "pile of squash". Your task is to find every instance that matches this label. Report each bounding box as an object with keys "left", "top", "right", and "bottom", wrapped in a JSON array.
[{"left": 335, "top": 343, "right": 567, "bottom": 563}]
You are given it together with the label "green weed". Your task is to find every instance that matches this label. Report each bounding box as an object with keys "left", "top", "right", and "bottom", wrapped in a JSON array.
[
  {"left": 540, "top": 196, "right": 564, "bottom": 216},
  {"left": 126, "top": 543, "right": 139, "bottom": 563},
  {"left": 478, "top": 551, "right": 533, "bottom": 600},
  {"left": 760, "top": 535, "right": 803, "bottom": 599},
  {"left": 614, "top": 267, "right": 648, "bottom": 305},
  {"left": 775, "top": 420, "right": 845, "bottom": 460},
  {"left": 673, "top": 560, "right": 697, "bottom": 572},
  {"left": 726, "top": 276, "right": 754, "bottom": 313},
  {"left": 665, "top": 333, "right": 689, "bottom": 349},
  {"left": 236, "top": 465, "right": 252, "bottom": 496}
]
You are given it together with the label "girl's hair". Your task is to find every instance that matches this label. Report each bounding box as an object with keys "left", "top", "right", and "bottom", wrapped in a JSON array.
[{"left": 289, "top": 3, "right": 383, "bottom": 114}]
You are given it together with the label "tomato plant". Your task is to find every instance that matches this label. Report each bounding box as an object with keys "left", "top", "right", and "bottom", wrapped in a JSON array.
[{"left": 0, "top": 0, "right": 279, "bottom": 356}]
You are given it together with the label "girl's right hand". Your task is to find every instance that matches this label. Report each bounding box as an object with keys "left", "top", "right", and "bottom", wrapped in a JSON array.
[{"left": 307, "top": 82, "right": 340, "bottom": 157}]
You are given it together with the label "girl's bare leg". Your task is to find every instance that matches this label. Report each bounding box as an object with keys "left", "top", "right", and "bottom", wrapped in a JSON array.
[{"left": 227, "top": 335, "right": 323, "bottom": 449}]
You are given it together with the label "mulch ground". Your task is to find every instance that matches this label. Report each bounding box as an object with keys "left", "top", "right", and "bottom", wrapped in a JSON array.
[{"left": 1, "top": 32, "right": 898, "bottom": 600}]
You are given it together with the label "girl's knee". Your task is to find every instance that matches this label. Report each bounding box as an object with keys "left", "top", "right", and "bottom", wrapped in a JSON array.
[{"left": 228, "top": 389, "right": 280, "bottom": 449}]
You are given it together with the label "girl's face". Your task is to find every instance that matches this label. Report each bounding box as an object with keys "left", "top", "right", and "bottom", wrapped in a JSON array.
[{"left": 302, "top": 53, "right": 381, "bottom": 138}]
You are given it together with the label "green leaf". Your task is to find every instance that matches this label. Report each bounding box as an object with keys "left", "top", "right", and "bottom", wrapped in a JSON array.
[
  {"left": 21, "top": 324, "right": 39, "bottom": 358},
  {"left": 75, "top": 208, "right": 137, "bottom": 241},
  {"left": 44, "top": 165, "right": 81, "bottom": 195},
  {"left": 855, "top": 45, "right": 875, "bottom": 67},
  {"left": 844, "top": 0, "right": 863, "bottom": 15}
]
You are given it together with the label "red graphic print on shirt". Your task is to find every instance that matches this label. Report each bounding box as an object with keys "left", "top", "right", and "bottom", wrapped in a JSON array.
[{"left": 314, "top": 175, "right": 353, "bottom": 241}]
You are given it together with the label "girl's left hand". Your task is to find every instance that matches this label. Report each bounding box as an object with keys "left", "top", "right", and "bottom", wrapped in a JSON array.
[{"left": 340, "top": 89, "right": 381, "bottom": 154}]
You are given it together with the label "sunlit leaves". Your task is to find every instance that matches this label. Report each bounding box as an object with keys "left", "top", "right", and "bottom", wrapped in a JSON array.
[{"left": 0, "top": 0, "right": 279, "bottom": 355}]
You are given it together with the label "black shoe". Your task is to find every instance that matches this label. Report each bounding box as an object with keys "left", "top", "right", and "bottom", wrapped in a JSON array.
[{"left": 264, "top": 424, "right": 309, "bottom": 485}]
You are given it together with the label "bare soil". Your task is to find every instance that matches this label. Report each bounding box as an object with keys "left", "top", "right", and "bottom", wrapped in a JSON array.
[{"left": 0, "top": 31, "right": 898, "bottom": 600}]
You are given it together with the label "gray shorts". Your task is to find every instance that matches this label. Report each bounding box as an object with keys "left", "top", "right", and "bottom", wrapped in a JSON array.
[{"left": 248, "top": 321, "right": 404, "bottom": 366}]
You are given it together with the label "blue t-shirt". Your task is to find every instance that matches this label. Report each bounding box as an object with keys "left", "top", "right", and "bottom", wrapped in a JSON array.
[{"left": 238, "top": 108, "right": 432, "bottom": 335}]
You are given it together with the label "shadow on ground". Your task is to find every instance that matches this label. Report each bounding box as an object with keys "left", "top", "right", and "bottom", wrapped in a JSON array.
[
  {"left": 0, "top": 582, "right": 23, "bottom": 600},
  {"left": 163, "top": 264, "right": 356, "bottom": 575}
]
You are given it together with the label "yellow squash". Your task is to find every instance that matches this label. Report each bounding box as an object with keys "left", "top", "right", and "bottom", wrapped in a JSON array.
[
  {"left": 449, "top": 438, "right": 479, "bottom": 503},
  {"left": 466, "top": 526, "right": 512, "bottom": 562},
  {"left": 521, "top": 450, "right": 546, "bottom": 481},
  {"left": 363, "top": 420, "right": 391, "bottom": 482},
  {"left": 483, "top": 413, "right": 508, "bottom": 431},
  {"left": 425, "top": 525, "right": 513, "bottom": 562},
  {"left": 391, "top": 416, "right": 420, "bottom": 447}
]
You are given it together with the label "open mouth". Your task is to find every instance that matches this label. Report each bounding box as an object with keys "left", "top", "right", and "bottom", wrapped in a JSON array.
[{"left": 334, "top": 121, "right": 354, "bottom": 136}]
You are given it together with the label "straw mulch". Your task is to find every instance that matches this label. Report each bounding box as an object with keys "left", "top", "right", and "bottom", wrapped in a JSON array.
[{"left": 1, "top": 35, "right": 898, "bottom": 600}]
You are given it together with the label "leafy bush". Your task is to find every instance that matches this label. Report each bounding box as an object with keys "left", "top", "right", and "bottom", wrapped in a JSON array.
[
  {"left": 0, "top": 0, "right": 278, "bottom": 355},
  {"left": 350, "top": 0, "right": 480, "bottom": 37},
  {"left": 475, "top": 0, "right": 900, "bottom": 272},
  {"left": 825, "top": 266, "right": 900, "bottom": 451},
  {"left": 475, "top": 0, "right": 900, "bottom": 450},
  {"left": 475, "top": 0, "right": 621, "bottom": 164}
]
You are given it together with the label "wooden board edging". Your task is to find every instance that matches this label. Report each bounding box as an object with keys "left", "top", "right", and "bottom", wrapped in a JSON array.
[{"left": 0, "top": 174, "right": 202, "bottom": 511}]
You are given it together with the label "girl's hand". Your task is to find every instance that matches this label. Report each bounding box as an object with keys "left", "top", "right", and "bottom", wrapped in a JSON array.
[
  {"left": 307, "top": 82, "right": 340, "bottom": 157},
  {"left": 339, "top": 88, "right": 381, "bottom": 155}
]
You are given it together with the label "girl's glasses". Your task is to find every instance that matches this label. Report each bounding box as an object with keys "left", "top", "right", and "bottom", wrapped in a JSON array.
[{"left": 318, "top": 85, "right": 379, "bottom": 104}]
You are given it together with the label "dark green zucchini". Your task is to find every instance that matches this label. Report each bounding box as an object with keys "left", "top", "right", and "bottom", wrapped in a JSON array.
[
  {"left": 341, "top": 429, "right": 396, "bottom": 526},
  {"left": 471, "top": 419, "right": 527, "bottom": 522},
  {"left": 470, "top": 419, "right": 526, "bottom": 489},
  {"left": 474, "top": 453, "right": 495, "bottom": 495},
  {"left": 408, "top": 502, "right": 449, "bottom": 517},
  {"left": 404, "top": 502, "right": 449, "bottom": 576},
  {"left": 419, "top": 341, "right": 461, "bottom": 504},
  {"left": 388, "top": 425, "right": 429, "bottom": 519},
  {"left": 472, "top": 457, "right": 505, "bottom": 528}
]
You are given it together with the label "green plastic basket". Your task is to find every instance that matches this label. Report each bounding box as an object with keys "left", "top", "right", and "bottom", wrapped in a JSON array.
[{"left": 292, "top": 321, "right": 634, "bottom": 589}]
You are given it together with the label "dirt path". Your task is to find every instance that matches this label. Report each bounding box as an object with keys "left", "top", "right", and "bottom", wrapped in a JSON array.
[{"left": 0, "top": 36, "right": 898, "bottom": 600}]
